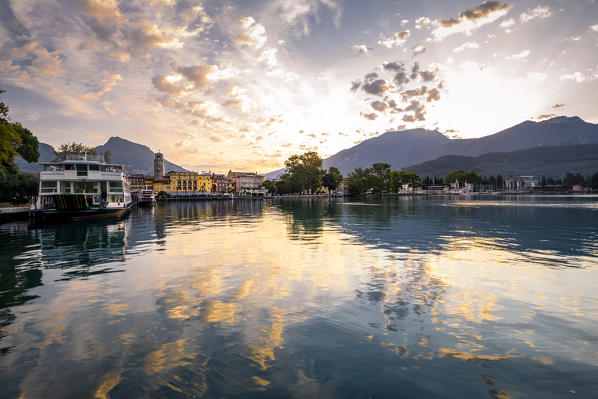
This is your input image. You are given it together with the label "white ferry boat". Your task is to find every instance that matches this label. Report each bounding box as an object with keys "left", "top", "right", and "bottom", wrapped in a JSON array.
[{"left": 32, "top": 153, "right": 132, "bottom": 223}]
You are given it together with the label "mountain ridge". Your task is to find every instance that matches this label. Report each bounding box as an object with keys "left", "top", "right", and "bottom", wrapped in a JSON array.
[
  {"left": 15, "top": 136, "right": 186, "bottom": 175},
  {"left": 266, "top": 116, "right": 598, "bottom": 179}
]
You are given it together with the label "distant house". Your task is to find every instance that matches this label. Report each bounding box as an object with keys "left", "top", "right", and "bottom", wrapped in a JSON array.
[
  {"left": 572, "top": 184, "right": 589, "bottom": 193},
  {"left": 228, "top": 170, "right": 265, "bottom": 195}
]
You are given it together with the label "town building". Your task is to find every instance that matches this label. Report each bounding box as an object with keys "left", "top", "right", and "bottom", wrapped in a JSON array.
[
  {"left": 130, "top": 174, "right": 146, "bottom": 192},
  {"left": 228, "top": 171, "right": 265, "bottom": 194},
  {"left": 144, "top": 176, "right": 154, "bottom": 192},
  {"left": 212, "top": 173, "right": 234, "bottom": 194},
  {"left": 152, "top": 177, "right": 171, "bottom": 194},
  {"left": 169, "top": 171, "right": 212, "bottom": 196},
  {"left": 154, "top": 152, "right": 164, "bottom": 179}
]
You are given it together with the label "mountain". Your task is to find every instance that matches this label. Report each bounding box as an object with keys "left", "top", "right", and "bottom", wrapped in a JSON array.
[
  {"left": 14, "top": 142, "right": 56, "bottom": 173},
  {"left": 95, "top": 136, "right": 186, "bottom": 175},
  {"left": 404, "top": 144, "right": 598, "bottom": 178},
  {"left": 265, "top": 116, "right": 598, "bottom": 178},
  {"left": 15, "top": 136, "right": 186, "bottom": 175}
]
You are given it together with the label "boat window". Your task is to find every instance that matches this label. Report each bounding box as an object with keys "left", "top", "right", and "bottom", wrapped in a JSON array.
[
  {"left": 41, "top": 181, "right": 57, "bottom": 193},
  {"left": 109, "top": 181, "right": 123, "bottom": 191},
  {"left": 73, "top": 182, "right": 98, "bottom": 193},
  {"left": 60, "top": 181, "right": 71, "bottom": 193},
  {"left": 65, "top": 164, "right": 75, "bottom": 170},
  {"left": 76, "top": 164, "right": 87, "bottom": 176},
  {"left": 89, "top": 164, "right": 100, "bottom": 171}
]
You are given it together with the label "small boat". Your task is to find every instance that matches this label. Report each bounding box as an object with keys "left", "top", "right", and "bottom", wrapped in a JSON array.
[
  {"left": 133, "top": 189, "right": 156, "bottom": 206},
  {"left": 32, "top": 153, "right": 132, "bottom": 224}
]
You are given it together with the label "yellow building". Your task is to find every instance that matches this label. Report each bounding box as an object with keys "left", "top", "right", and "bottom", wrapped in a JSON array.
[
  {"left": 152, "top": 177, "right": 171, "bottom": 194},
  {"left": 168, "top": 172, "right": 213, "bottom": 194}
]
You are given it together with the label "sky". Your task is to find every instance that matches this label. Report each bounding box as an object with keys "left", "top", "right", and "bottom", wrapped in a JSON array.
[{"left": 1, "top": 0, "right": 597, "bottom": 172}]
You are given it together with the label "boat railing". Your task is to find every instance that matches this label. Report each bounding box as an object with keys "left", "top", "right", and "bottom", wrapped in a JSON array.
[{"left": 63, "top": 153, "right": 106, "bottom": 162}]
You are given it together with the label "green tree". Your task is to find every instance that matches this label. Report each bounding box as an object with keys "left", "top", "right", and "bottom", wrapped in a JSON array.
[
  {"left": 322, "top": 166, "right": 342, "bottom": 193},
  {"left": 284, "top": 151, "right": 325, "bottom": 194},
  {"left": 346, "top": 167, "right": 370, "bottom": 195},
  {"left": 446, "top": 170, "right": 482, "bottom": 188},
  {"left": 57, "top": 142, "right": 96, "bottom": 156},
  {"left": 0, "top": 88, "right": 39, "bottom": 168},
  {"left": 368, "top": 163, "right": 391, "bottom": 193},
  {"left": 263, "top": 180, "right": 277, "bottom": 194}
]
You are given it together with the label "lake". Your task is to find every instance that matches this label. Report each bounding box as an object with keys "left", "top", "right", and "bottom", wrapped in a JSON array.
[{"left": 1, "top": 196, "right": 597, "bottom": 398}]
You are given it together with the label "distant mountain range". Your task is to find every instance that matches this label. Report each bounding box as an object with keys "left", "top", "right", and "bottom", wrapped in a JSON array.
[
  {"left": 15, "top": 136, "right": 186, "bottom": 175},
  {"left": 265, "top": 116, "right": 598, "bottom": 179},
  {"left": 405, "top": 144, "right": 598, "bottom": 178}
]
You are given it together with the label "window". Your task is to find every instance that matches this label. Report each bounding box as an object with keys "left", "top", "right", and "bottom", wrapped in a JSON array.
[
  {"left": 89, "top": 164, "right": 100, "bottom": 171},
  {"left": 74, "top": 182, "right": 98, "bottom": 193},
  {"left": 76, "top": 164, "right": 87, "bottom": 176},
  {"left": 109, "top": 181, "right": 122, "bottom": 192},
  {"left": 60, "top": 181, "right": 71, "bottom": 193},
  {"left": 64, "top": 164, "right": 75, "bottom": 170},
  {"left": 41, "top": 181, "right": 57, "bottom": 193}
]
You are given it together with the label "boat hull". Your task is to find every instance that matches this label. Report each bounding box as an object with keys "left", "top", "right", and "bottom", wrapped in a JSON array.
[{"left": 31, "top": 205, "right": 131, "bottom": 224}]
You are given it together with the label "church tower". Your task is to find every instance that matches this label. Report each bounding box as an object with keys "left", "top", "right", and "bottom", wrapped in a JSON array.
[{"left": 154, "top": 151, "right": 164, "bottom": 178}]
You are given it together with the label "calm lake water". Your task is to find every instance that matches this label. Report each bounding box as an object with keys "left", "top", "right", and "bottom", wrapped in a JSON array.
[{"left": 1, "top": 196, "right": 598, "bottom": 398}]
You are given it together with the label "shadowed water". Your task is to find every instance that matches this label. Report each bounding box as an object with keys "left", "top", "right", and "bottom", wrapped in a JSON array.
[{"left": 0, "top": 196, "right": 597, "bottom": 398}]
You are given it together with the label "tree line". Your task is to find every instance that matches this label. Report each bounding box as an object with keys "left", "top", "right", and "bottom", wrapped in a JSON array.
[
  {"left": 263, "top": 151, "right": 598, "bottom": 195},
  {"left": 0, "top": 88, "right": 40, "bottom": 203},
  {"left": 262, "top": 152, "right": 343, "bottom": 194}
]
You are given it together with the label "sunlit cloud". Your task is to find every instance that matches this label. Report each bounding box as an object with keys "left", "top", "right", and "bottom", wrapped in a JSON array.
[
  {"left": 506, "top": 49, "right": 530, "bottom": 59},
  {"left": 453, "top": 41, "right": 480, "bottom": 53},
  {"left": 520, "top": 5, "right": 551, "bottom": 23},
  {"left": 377, "top": 30, "right": 410, "bottom": 48},
  {"left": 431, "top": 1, "right": 512, "bottom": 41},
  {"left": 559, "top": 72, "right": 586, "bottom": 83}
]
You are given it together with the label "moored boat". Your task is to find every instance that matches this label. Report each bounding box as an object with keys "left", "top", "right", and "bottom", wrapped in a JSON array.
[{"left": 31, "top": 153, "right": 132, "bottom": 223}]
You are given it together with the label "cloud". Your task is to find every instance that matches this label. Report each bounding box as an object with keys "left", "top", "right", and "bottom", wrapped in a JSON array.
[
  {"left": 222, "top": 86, "right": 254, "bottom": 113},
  {"left": 361, "top": 112, "right": 377, "bottom": 120},
  {"left": 590, "top": 25, "right": 598, "bottom": 32},
  {"left": 350, "top": 81, "right": 361, "bottom": 91},
  {"left": 419, "top": 69, "right": 437, "bottom": 82},
  {"left": 234, "top": 16, "right": 267, "bottom": 49},
  {"left": 362, "top": 79, "right": 390, "bottom": 96},
  {"left": 520, "top": 5, "right": 551, "bottom": 23},
  {"left": 352, "top": 44, "right": 373, "bottom": 55},
  {"left": 176, "top": 64, "right": 233, "bottom": 89},
  {"left": 453, "top": 41, "right": 480, "bottom": 53},
  {"left": 431, "top": 1, "right": 512, "bottom": 41},
  {"left": 499, "top": 18, "right": 515, "bottom": 28},
  {"left": 1, "top": 41, "right": 64, "bottom": 77},
  {"left": 415, "top": 17, "right": 431, "bottom": 29},
  {"left": 378, "top": 30, "right": 410, "bottom": 48},
  {"left": 552, "top": 103, "right": 565, "bottom": 109},
  {"left": 413, "top": 45, "right": 426, "bottom": 56},
  {"left": 82, "top": 72, "right": 123, "bottom": 100},
  {"left": 506, "top": 49, "right": 530, "bottom": 59},
  {"left": 559, "top": 72, "right": 585, "bottom": 83},
  {"left": 536, "top": 113, "right": 556, "bottom": 120},
  {"left": 426, "top": 88, "right": 441, "bottom": 102},
  {"left": 371, "top": 101, "right": 388, "bottom": 112}
]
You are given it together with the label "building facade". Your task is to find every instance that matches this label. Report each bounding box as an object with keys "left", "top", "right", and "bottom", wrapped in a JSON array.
[
  {"left": 169, "top": 171, "right": 212, "bottom": 195},
  {"left": 154, "top": 152, "right": 164, "bottom": 179},
  {"left": 227, "top": 171, "right": 264, "bottom": 194},
  {"left": 130, "top": 174, "right": 146, "bottom": 192},
  {"left": 212, "top": 173, "right": 234, "bottom": 194}
]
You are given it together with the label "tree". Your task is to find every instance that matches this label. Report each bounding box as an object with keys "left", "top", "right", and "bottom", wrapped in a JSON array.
[
  {"left": 346, "top": 167, "right": 369, "bottom": 195},
  {"left": 283, "top": 151, "right": 325, "bottom": 194},
  {"left": 0, "top": 88, "right": 39, "bottom": 168},
  {"left": 263, "top": 180, "right": 277, "bottom": 194},
  {"left": 368, "top": 163, "right": 391, "bottom": 193},
  {"left": 322, "top": 166, "right": 342, "bottom": 193},
  {"left": 57, "top": 142, "right": 96, "bottom": 156}
]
